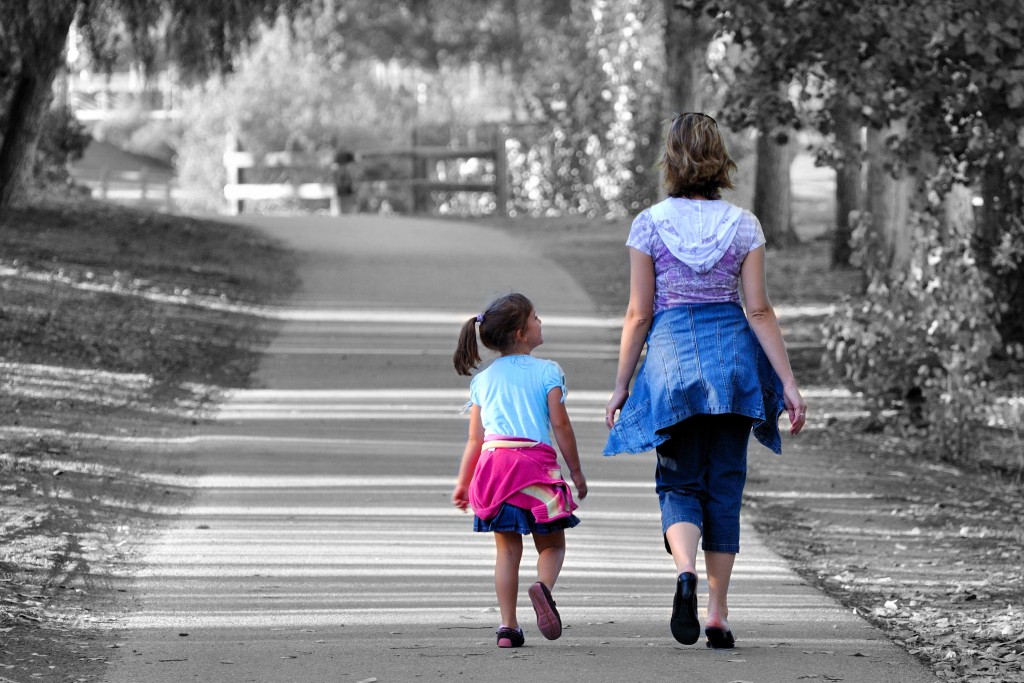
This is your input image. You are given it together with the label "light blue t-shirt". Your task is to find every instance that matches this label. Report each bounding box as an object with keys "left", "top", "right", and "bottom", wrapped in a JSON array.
[{"left": 468, "top": 355, "right": 567, "bottom": 446}]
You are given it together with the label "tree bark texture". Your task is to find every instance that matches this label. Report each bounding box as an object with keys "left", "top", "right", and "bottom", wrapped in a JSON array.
[
  {"left": 0, "top": 1, "right": 77, "bottom": 211},
  {"left": 753, "top": 128, "right": 797, "bottom": 247},
  {"left": 831, "top": 104, "right": 864, "bottom": 266},
  {"left": 865, "top": 121, "right": 914, "bottom": 271},
  {"left": 662, "top": 0, "right": 715, "bottom": 115}
]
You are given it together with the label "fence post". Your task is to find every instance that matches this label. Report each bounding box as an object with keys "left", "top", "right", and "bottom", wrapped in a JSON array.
[
  {"left": 100, "top": 169, "right": 109, "bottom": 200},
  {"left": 139, "top": 168, "right": 149, "bottom": 201},
  {"left": 225, "top": 131, "right": 243, "bottom": 215},
  {"left": 493, "top": 127, "right": 508, "bottom": 216},
  {"left": 410, "top": 128, "right": 426, "bottom": 213},
  {"left": 164, "top": 180, "right": 174, "bottom": 213}
]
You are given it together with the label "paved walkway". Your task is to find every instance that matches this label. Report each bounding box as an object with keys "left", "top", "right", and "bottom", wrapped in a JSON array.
[{"left": 102, "top": 214, "right": 936, "bottom": 682}]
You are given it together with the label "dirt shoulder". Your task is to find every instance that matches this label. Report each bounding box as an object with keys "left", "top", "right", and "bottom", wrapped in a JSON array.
[
  {"left": 478, "top": 213, "right": 1024, "bottom": 683},
  {"left": 1, "top": 197, "right": 298, "bottom": 681}
]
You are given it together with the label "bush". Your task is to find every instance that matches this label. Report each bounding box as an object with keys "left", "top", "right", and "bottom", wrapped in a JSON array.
[
  {"left": 823, "top": 211, "right": 1001, "bottom": 458},
  {"left": 174, "top": 18, "right": 410, "bottom": 214},
  {"left": 31, "top": 105, "right": 91, "bottom": 185}
]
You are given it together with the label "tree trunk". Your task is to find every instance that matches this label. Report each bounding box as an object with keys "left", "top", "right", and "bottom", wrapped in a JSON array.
[
  {"left": 975, "top": 165, "right": 1024, "bottom": 344},
  {"left": 942, "top": 183, "right": 975, "bottom": 241},
  {"left": 0, "top": 2, "right": 77, "bottom": 211},
  {"left": 974, "top": 165, "right": 1004, "bottom": 275},
  {"left": 753, "top": 128, "right": 797, "bottom": 246},
  {"left": 865, "top": 121, "right": 914, "bottom": 271},
  {"left": 662, "top": 0, "right": 715, "bottom": 114},
  {"left": 832, "top": 104, "right": 863, "bottom": 266}
]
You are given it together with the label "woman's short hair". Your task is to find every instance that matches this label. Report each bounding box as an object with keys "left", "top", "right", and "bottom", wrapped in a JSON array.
[{"left": 661, "top": 113, "right": 736, "bottom": 199}]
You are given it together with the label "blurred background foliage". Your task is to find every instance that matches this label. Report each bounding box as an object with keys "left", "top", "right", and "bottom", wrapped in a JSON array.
[
  {"left": 167, "top": 0, "right": 666, "bottom": 217},
  {"left": 4, "top": 0, "right": 1024, "bottom": 459}
]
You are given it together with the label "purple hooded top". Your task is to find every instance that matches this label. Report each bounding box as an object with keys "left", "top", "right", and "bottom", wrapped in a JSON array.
[{"left": 627, "top": 197, "right": 766, "bottom": 313}]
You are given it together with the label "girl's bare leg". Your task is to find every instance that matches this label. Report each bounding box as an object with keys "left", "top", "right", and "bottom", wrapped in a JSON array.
[
  {"left": 533, "top": 530, "right": 566, "bottom": 588},
  {"left": 704, "top": 550, "right": 735, "bottom": 630},
  {"left": 494, "top": 532, "right": 524, "bottom": 628},
  {"left": 664, "top": 521, "right": 701, "bottom": 575}
]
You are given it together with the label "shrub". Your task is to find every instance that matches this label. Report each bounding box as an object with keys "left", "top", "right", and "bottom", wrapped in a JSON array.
[
  {"left": 31, "top": 105, "right": 91, "bottom": 185},
  {"left": 174, "top": 18, "right": 409, "bottom": 214},
  {"left": 823, "top": 210, "right": 1001, "bottom": 459},
  {"left": 90, "top": 103, "right": 150, "bottom": 149}
]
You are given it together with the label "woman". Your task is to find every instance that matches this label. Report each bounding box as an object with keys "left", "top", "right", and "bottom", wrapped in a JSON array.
[{"left": 604, "top": 112, "right": 807, "bottom": 650}]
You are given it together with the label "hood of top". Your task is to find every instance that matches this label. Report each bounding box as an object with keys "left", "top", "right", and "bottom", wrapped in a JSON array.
[{"left": 648, "top": 198, "right": 745, "bottom": 274}]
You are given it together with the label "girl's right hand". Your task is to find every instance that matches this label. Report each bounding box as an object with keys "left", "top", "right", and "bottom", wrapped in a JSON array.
[
  {"left": 452, "top": 484, "right": 470, "bottom": 511},
  {"left": 605, "top": 388, "right": 629, "bottom": 428},
  {"left": 571, "top": 470, "right": 588, "bottom": 501}
]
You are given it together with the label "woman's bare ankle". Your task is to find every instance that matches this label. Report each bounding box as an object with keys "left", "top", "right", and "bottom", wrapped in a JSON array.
[{"left": 705, "top": 610, "right": 729, "bottom": 630}]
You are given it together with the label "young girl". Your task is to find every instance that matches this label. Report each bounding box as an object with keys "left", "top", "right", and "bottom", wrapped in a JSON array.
[{"left": 451, "top": 293, "right": 588, "bottom": 649}]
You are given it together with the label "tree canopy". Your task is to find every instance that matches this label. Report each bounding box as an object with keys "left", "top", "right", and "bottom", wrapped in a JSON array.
[{"left": 0, "top": 0, "right": 307, "bottom": 208}]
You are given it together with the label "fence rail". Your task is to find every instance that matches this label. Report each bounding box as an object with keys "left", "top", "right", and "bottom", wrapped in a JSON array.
[
  {"left": 72, "top": 168, "right": 176, "bottom": 212},
  {"left": 222, "top": 132, "right": 508, "bottom": 216}
]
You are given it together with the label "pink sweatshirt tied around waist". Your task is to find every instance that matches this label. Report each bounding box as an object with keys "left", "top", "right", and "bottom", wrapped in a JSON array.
[{"left": 469, "top": 437, "right": 577, "bottom": 524}]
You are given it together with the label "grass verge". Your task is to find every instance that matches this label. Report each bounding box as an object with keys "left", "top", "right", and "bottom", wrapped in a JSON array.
[{"left": 0, "top": 197, "right": 299, "bottom": 681}]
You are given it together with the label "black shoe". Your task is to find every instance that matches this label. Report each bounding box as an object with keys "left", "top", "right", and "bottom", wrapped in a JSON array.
[
  {"left": 705, "top": 626, "right": 735, "bottom": 650},
  {"left": 496, "top": 626, "right": 525, "bottom": 648},
  {"left": 670, "top": 572, "right": 700, "bottom": 645}
]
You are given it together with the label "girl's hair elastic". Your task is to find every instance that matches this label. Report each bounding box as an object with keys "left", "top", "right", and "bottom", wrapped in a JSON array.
[{"left": 476, "top": 314, "right": 485, "bottom": 323}]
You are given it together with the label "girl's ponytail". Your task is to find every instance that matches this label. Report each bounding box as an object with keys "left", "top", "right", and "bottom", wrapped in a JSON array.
[{"left": 453, "top": 316, "right": 481, "bottom": 376}]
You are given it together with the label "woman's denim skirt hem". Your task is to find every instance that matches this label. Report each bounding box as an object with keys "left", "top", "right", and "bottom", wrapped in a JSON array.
[
  {"left": 474, "top": 503, "right": 580, "bottom": 535},
  {"left": 604, "top": 302, "right": 785, "bottom": 456}
]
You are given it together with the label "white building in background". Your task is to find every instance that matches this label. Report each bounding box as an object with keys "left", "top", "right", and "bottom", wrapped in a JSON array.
[{"left": 60, "top": 22, "right": 181, "bottom": 123}]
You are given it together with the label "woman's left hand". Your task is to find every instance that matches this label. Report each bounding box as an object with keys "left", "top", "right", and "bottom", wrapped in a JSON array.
[
  {"left": 784, "top": 383, "right": 807, "bottom": 435},
  {"left": 605, "top": 388, "right": 629, "bottom": 428}
]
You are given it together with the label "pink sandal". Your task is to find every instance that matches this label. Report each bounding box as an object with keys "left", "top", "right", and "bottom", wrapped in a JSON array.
[{"left": 528, "top": 582, "right": 562, "bottom": 640}]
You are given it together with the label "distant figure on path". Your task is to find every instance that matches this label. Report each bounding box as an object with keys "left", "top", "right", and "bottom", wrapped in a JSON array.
[
  {"left": 452, "top": 293, "right": 589, "bottom": 649},
  {"left": 332, "top": 148, "right": 356, "bottom": 213},
  {"left": 603, "top": 112, "right": 807, "bottom": 650}
]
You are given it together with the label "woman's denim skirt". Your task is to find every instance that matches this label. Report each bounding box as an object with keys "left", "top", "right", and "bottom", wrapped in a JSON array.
[{"left": 603, "top": 302, "right": 785, "bottom": 456}]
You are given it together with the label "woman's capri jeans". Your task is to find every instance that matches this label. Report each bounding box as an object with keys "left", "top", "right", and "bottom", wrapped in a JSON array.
[{"left": 655, "top": 413, "right": 754, "bottom": 554}]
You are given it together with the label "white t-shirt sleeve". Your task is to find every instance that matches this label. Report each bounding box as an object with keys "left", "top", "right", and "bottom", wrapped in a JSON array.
[
  {"left": 743, "top": 211, "right": 767, "bottom": 252},
  {"left": 625, "top": 210, "right": 657, "bottom": 256}
]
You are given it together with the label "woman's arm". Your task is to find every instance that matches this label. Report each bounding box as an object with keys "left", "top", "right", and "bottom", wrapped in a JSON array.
[
  {"left": 451, "top": 405, "right": 484, "bottom": 510},
  {"left": 548, "top": 387, "right": 587, "bottom": 500},
  {"left": 606, "top": 247, "right": 656, "bottom": 427},
  {"left": 739, "top": 245, "right": 807, "bottom": 435}
]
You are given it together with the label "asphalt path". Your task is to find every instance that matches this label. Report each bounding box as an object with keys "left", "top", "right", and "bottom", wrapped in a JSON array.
[{"left": 103, "top": 215, "right": 935, "bottom": 682}]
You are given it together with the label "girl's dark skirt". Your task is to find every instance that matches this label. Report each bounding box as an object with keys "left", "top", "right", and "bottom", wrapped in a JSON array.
[{"left": 474, "top": 503, "right": 580, "bottom": 535}]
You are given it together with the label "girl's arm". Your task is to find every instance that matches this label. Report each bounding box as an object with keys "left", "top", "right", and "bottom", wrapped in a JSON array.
[
  {"left": 739, "top": 245, "right": 807, "bottom": 435},
  {"left": 452, "top": 405, "right": 485, "bottom": 510},
  {"left": 606, "top": 248, "right": 656, "bottom": 427},
  {"left": 548, "top": 387, "right": 587, "bottom": 500}
]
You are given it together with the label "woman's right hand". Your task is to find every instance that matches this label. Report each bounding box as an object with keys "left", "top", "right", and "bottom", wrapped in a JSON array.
[
  {"left": 605, "top": 388, "right": 629, "bottom": 428},
  {"left": 784, "top": 383, "right": 807, "bottom": 435}
]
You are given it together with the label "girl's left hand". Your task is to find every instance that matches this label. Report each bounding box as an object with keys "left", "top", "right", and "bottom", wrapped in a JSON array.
[
  {"left": 571, "top": 470, "right": 588, "bottom": 501},
  {"left": 451, "top": 484, "right": 470, "bottom": 512}
]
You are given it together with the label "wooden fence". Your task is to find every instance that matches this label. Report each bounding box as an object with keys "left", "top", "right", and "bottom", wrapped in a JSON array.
[
  {"left": 72, "top": 167, "right": 176, "bottom": 213},
  {"left": 222, "top": 131, "right": 508, "bottom": 216}
]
